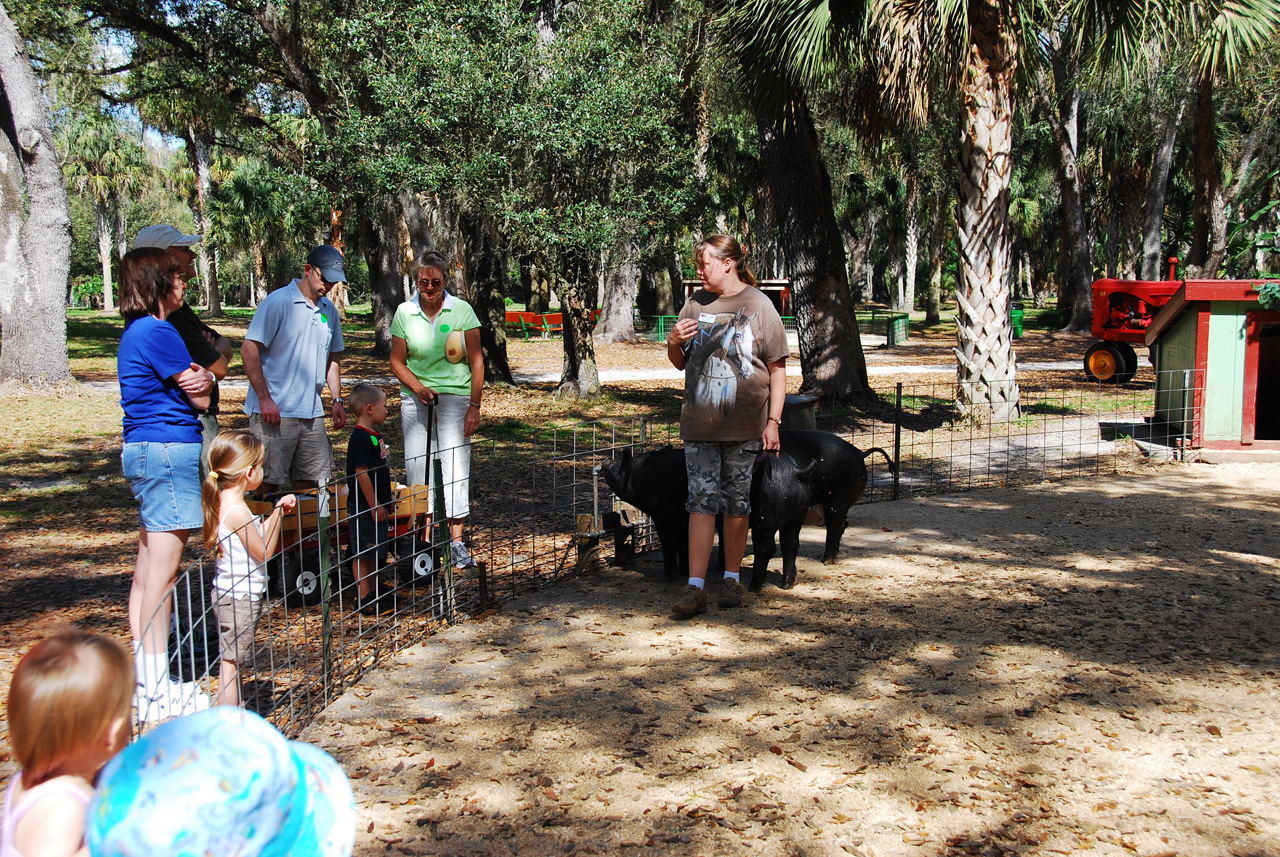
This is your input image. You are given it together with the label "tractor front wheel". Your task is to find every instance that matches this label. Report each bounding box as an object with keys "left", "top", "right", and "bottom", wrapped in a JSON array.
[
  {"left": 1084, "top": 341, "right": 1125, "bottom": 383},
  {"left": 1113, "top": 342, "right": 1138, "bottom": 383}
]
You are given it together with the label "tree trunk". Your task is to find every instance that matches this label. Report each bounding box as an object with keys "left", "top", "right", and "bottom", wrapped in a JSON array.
[
  {"left": 359, "top": 197, "right": 404, "bottom": 358},
  {"left": 553, "top": 252, "right": 601, "bottom": 398},
  {"left": 845, "top": 211, "right": 877, "bottom": 304},
  {"left": 187, "top": 127, "right": 221, "bottom": 317},
  {"left": 525, "top": 255, "right": 550, "bottom": 313},
  {"left": 458, "top": 211, "right": 515, "bottom": 385},
  {"left": 0, "top": 2, "right": 72, "bottom": 385},
  {"left": 757, "top": 94, "right": 871, "bottom": 402},
  {"left": 96, "top": 199, "right": 114, "bottom": 312},
  {"left": 1140, "top": 90, "right": 1186, "bottom": 279},
  {"left": 1185, "top": 73, "right": 1218, "bottom": 278},
  {"left": 1036, "top": 64, "right": 1091, "bottom": 333},
  {"left": 955, "top": 1, "right": 1021, "bottom": 422},
  {"left": 1205, "top": 109, "right": 1270, "bottom": 277},
  {"left": 596, "top": 239, "right": 640, "bottom": 343}
]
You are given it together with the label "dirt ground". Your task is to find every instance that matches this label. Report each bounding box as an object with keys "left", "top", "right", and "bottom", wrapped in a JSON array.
[
  {"left": 8, "top": 323, "right": 1279, "bottom": 857},
  {"left": 307, "top": 461, "right": 1280, "bottom": 857}
]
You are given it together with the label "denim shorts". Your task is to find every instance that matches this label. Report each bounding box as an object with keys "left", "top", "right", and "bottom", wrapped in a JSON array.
[{"left": 121, "top": 441, "right": 204, "bottom": 533}]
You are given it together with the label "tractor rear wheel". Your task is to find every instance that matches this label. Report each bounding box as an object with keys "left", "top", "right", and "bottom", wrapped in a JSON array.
[{"left": 1084, "top": 341, "right": 1125, "bottom": 382}]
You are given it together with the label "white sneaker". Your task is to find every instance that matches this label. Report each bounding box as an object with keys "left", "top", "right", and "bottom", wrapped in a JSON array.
[{"left": 450, "top": 540, "right": 476, "bottom": 569}]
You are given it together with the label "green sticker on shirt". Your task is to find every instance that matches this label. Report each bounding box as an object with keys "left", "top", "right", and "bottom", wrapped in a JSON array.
[
  {"left": 321, "top": 313, "right": 328, "bottom": 323},
  {"left": 370, "top": 436, "right": 379, "bottom": 446},
  {"left": 440, "top": 323, "right": 450, "bottom": 332}
]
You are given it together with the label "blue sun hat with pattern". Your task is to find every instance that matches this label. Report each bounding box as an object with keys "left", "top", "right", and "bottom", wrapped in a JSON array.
[{"left": 86, "top": 707, "right": 355, "bottom": 857}]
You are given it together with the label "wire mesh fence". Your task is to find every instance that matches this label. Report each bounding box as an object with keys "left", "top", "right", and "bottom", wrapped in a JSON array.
[{"left": 147, "top": 370, "right": 1198, "bottom": 737}]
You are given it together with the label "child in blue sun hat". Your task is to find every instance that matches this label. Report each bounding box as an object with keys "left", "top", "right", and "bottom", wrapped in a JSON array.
[{"left": 86, "top": 706, "right": 356, "bottom": 856}]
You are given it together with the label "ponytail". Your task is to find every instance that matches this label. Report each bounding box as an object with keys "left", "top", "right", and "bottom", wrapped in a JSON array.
[
  {"left": 696, "top": 234, "right": 757, "bottom": 288},
  {"left": 201, "top": 431, "right": 266, "bottom": 556}
]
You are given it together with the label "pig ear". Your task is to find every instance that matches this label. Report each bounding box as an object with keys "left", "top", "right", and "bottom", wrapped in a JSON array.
[{"left": 621, "top": 447, "right": 632, "bottom": 466}]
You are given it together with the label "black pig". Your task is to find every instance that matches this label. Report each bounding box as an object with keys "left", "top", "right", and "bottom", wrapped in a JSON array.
[
  {"left": 748, "top": 431, "right": 894, "bottom": 591},
  {"left": 601, "top": 446, "right": 689, "bottom": 581}
]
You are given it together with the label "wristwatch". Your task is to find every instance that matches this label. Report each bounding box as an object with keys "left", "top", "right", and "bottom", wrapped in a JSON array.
[{"left": 333, "top": 397, "right": 344, "bottom": 406}]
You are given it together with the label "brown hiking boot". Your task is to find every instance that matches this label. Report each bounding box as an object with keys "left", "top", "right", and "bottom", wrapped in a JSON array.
[
  {"left": 717, "top": 580, "right": 747, "bottom": 608},
  {"left": 671, "top": 584, "right": 708, "bottom": 616}
]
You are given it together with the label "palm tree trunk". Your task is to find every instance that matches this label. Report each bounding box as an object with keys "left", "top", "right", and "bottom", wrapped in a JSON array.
[
  {"left": 756, "top": 94, "right": 872, "bottom": 402},
  {"left": 925, "top": 188, "right": 948, "bottom": 326},
  {"left": 955, "top": 1, "right": 1020, "bottom": 422},
  {"left": 96, "top": 199, "right": 114, "bottom": 312},
  {"left": 251, "top": 244, "right": 266, "bottom": 308},
  {"left": 187, "top": 128, "right": 221, "bottom": 317},
  {"left": 903, "top": 173, "right": 919, "bottom": 313}
]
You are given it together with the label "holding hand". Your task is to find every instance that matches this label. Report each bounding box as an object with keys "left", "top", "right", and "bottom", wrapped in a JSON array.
[
  {"left": 667, "top": 317, "right": 698, "bottom": 349},
  {"left": 416, "top": 386, "right": 437, "bottom": 406},
  {"left": 177, "top": 362, "right": 215, "bottom": 396},
  {"left": 274, "top": 494, "right": 297, "bottom": 513}
]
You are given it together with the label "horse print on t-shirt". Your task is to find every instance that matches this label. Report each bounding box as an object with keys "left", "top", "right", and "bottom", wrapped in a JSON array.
[{"left": 688, "top": 308, "right": 758, "bottom": 411}]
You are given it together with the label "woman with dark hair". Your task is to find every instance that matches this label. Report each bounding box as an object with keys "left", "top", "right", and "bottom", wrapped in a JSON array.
[
  {"left": 117, "top": 246, "right": 215, "bottom": 721},
  {"left": 389, "top": 251, "right": 484, "bottom": 571}
]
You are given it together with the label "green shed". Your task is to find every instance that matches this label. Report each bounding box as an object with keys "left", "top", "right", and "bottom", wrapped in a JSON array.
[{"left": 1144, "top": 280, "right": 1280, "bottom": 449}]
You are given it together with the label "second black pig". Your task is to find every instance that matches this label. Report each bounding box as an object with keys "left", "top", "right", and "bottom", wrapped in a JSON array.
[{"left": 748, "top": 431, "right": 895, "bottom": 591}]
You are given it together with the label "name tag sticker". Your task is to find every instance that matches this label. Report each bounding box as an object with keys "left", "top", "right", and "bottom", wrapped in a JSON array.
[{"left": 698, "top": 313, "right": 717, "bottom": 325}]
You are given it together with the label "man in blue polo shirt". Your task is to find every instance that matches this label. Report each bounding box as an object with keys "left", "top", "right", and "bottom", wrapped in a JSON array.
[{"left": 241, "top": 245, "right": 347, "bottom": 490}]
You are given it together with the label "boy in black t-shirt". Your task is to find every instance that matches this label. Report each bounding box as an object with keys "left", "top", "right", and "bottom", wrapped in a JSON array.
[{"left": 347, "top": 384, "right": 393, "bottom": 615}]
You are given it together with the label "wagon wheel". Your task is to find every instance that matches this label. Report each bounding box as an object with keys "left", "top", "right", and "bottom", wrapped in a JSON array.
[
  {"left": 1113, "top": 342, "right": 1138, "bottom": 383},
  {"left": 1084, "top": 341, "right": 1125, "bottom": 383}
]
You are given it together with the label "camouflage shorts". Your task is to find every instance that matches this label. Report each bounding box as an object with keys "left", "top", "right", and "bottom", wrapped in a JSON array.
[{"left": 685, "top": 440, "right": 756, "bottom": 516}]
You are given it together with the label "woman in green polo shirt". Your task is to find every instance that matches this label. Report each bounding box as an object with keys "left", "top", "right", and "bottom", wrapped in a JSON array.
[{"left": 389, "top": 251, "right": 484, "bottom": 570}]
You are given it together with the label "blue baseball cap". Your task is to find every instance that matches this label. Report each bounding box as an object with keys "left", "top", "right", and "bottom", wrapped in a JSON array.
[
  {"left": 307, "top": 245, "right": 347, "bottom": 283},
  {"left": 87, "top": 707, "right": 356, "bottom": 857}
]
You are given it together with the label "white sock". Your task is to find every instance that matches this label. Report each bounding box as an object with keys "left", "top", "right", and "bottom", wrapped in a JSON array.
[
  {"left": 138, "top": 651, "right": 169, "bottom": 695},
  {"left": 688, "top": 578, "right": 705, "bottom": 590},
  {"left": 724, "top": 571, "right": 740, "bottom": 583}
]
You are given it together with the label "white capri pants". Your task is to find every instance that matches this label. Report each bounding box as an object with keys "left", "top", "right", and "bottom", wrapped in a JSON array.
[{"left": 402, "top": 392, "right": 471, "bottom": 519}]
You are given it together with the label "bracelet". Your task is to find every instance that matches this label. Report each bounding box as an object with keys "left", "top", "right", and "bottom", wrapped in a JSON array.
[
  {"left": 332, "top": 397, "right": 343, "bottom": 406},
  {"left": 768, "top": 416, "right": 781, "bottom": 424},
  {"left": 469, "top": 401, "right": 481, "bottom": 408}
]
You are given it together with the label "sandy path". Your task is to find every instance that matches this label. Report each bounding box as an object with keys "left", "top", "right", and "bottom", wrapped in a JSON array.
[{"left": 309, "top": 461, "right": 1280, "bottom": 857}]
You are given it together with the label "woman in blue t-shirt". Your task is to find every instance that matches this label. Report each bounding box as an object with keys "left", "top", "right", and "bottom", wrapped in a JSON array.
[{"left": 117, "top": 247, "right": 215, "bottom": 721}]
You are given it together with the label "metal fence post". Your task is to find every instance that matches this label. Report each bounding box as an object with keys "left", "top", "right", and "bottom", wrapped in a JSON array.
[
  {"left": 318, "top": 485, "right": 333, "bottom": 703},
  {"left": 893, "top": 383, "right": 903, "bottom": 501},
  {"left": 433, "top": 457, "right": 453, "bottom": 622}
]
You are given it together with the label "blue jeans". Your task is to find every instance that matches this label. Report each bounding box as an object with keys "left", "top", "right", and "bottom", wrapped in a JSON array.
[{"left": 122, "top": 442, "right": 203, "bottom": 532}]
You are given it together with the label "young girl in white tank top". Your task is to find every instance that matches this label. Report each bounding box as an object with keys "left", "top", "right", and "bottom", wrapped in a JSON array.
[
  {"left": 201, "top": 431, "right": 296, "bottom": 707},
  {"left": 2, "top": 632, "right": 133, "bottom": 857}
]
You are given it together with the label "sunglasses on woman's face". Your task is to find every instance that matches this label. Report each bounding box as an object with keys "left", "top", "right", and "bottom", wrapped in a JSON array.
[{"left": 418, "top": 278, "right": 444, "bottom": 288}]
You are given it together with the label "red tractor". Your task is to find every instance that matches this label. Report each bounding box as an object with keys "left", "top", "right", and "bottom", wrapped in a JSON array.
[{"left": 1084, "top": 259, "right": 1182, "bottom": 383}]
